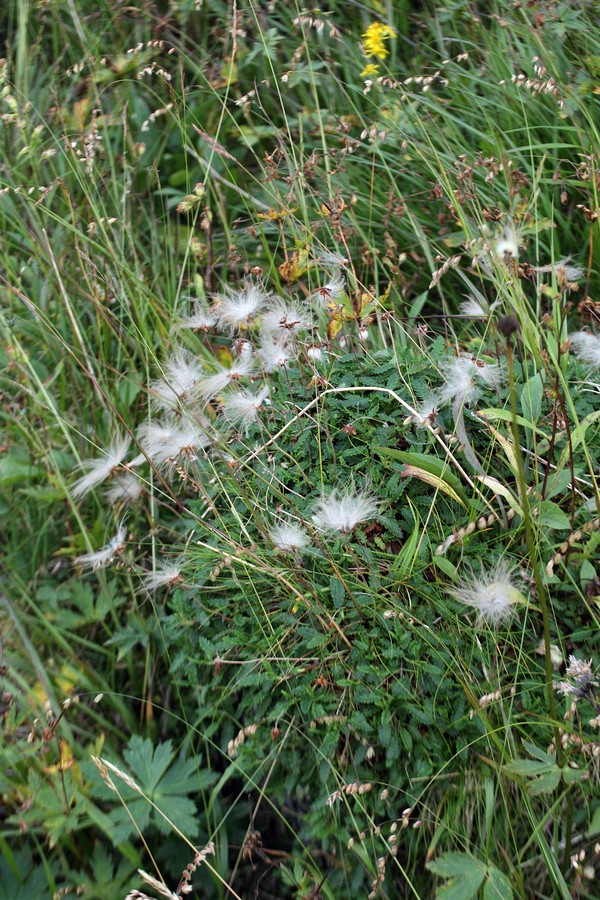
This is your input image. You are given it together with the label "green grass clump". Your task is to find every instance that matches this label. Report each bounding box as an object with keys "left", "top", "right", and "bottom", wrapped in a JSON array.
[{"left": 1, "top": 1, "right": 599, "bottom": 897}]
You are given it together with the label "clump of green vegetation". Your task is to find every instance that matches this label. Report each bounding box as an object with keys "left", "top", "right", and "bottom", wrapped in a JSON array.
[{"left": 0, "top": 1, "right": 599, "bottom": 898}]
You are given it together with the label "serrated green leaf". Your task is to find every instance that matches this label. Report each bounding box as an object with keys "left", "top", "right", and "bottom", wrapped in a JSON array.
[{"left": 528, "top": 769, "right": 561, "bottom": 795}]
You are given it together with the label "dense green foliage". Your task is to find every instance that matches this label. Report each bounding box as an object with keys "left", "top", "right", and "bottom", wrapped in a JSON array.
[{"left": 1, "top": 1, "right": 599, "bottom": 898}]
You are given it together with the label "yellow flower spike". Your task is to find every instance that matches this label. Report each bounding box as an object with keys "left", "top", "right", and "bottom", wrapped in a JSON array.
[{"left": 361, "top": 22, "right": 396, "bottom": 61}]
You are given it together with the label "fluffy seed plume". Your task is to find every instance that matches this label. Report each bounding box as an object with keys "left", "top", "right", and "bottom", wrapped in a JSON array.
[
  {"left": 72, "top": 435, "right": 130, "bottom": 500},
  {"left": 105, "top": 472, "right": 144, "bottom": 503},
  {"left": 451, "top": 561, "right": 520, "bottom": 625},
  {"left": 494, "top": 223, "right": 519, "bottom": 260},
  {"left": 221, "top": 386, "right": 270, "bottom": 434},
  {"left": 269, "top": 521, "right": 310, "bottom": 551},
  {"left": 534, "top": 258, "right": 585, "bottom": 283},
  {"left": 309, "top": 273, "right": 346, "bottom": 308},
  {"left": 210, "top": 280, "right": 269, "bottom": 332},
  {"left": 436, "top": 355, "right": 503, "bottom": 408},
  {"left": 312, "top": 486, "right": 380, "bottom": 534},
  {"left": 259, "top": 338, "right": 297, "bottom": 372},
  {"left": 570, "top": 331, "right": 600, "bottom": 368},
  {"left": 142, "top": 561, "right": 183, "bottom": 591},
  {"left": 150, "top": 350, "right": 204, "bottom": 411},
  {"left": 459, "top": 295, "right": 502, "bottom": 318},
  {"left": 175, "top": 302, "right": 216, "bottom": 333},
  {"left": 260, "top": 297, "right": 313, "bottom": 339},
  {"left": 134, "top": 419, "right": 212, "bottom": 472},
  {"left": 195, "top": 353, "right": 255, "bottom": 405},
  {"left": 75, "top": 523, "right": 127, "bottom": 571}
]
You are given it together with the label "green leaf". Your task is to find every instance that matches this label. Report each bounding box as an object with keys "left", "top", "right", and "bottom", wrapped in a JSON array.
[
  {"left": 520, "top": 372, "right": 544, "bottom": 426},
  {"left": 589, "top": 804, "right": 600, "bottom": 836},
  {"left": 483, "top": 866, "right": 514, "bottom": 900},
  {"left": 330, "top": 576, "right": 345, "bottom": 605},
  {"left": 527, "top": 769, "right": 561, "bottom": 795},
  {"left": 537, "top": 501, "right": 571, "bottom": 530},
  {"left": 428, "top": 852, "right": 487, "bottom": 879}
]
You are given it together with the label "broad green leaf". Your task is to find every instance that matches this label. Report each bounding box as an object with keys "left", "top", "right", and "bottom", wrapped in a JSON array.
[
  {"left": 484, "top": 867, "right": 514, "bottom": 899},
  {"left": 536, "top": 501, "right": 571, "bottom": 530},
  {"left": 520, "top": 372, "right": 544, "bottom": 426},
  {"left": 428, "top": 852, "right": 486, "bottom": 879}
]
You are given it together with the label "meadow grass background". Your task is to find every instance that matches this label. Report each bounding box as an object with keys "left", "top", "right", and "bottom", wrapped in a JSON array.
[{"left": 1, "top": 1, "right": 599, "bottom": 897}]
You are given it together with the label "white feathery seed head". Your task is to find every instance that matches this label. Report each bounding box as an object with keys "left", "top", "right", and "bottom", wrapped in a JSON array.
[
  {"left": 451, "top": 561, "right": 521, "bottom": 625},
  {"left": 494, "top": 223, "right": 520, "bottom": 261},
  {"left": 570, "top": 331, "right": 600, "bottom": 368},
  {"left": 221, "top": 386, "right": 270, "bottom": 433},
  {"left": 436, "top": 355, "right": 504, "bottom": 408},
  {"left": 194, "top": 353, "right": 255, "bottom": 405},
  {"left": 150, "top": 350, "right": 204, "bottom": 411},
  {"left": 415, "top": 397, "right": 439, "bottom": 427},
  {"left": 459, "top": 295, "right": 502, "bottom": 318},
  {"left": 135, "top": 419, "right": 212, "bottom": 472},
  {"left": 306, "top": 345, "right": 327, "bottom": 363},
  {"left": 75, "top": 523, "right": 127, "bottom": 571},
  {"left": 259, "top": 338, "right": 297, "bottom": 372},
  {"left": 312, "top": 485, "right": 380, "bottom": 534},
  {"left": 260, "top": 297, "right": 313, "bottom": 339},
  {"left": 534, "top": 258, "right": 585, "bottom": 283},
  {"left": 309, "top": 272, "right": 346, "bottom": 308},
  {"left": 175, "top": 302, "right": 216, "bottom": 333},
  {"left": 269, "top": 521, "right": 310, "bottom": 551},
  {"left": 105, "top": 472, "right": 144, "bottom": 503},
  {"left": 210, "top": 280, "right": 270, "bottom": 332},
  {"left": 72, "top": 435, "right": 130, "bottom": 499},
  {"left": 142, "top": 560, "right": 183, "bottom": 591}
]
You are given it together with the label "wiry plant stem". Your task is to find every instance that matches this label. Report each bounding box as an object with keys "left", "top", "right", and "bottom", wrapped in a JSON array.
[{"left": 506, "top": 339, "right": 572, "bottom": 872}]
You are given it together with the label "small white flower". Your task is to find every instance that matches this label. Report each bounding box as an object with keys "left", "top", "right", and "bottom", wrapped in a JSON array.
[
  {"left": 221, "top": 386, "right": 270, "bottom": 433},
  {"left": 142, "top": 560, "right": 183, "bottom": 591},
  {"left": 210, "top": 281, "right": 270, "bottom": 332},
  {"left": 105, "top": 472, "right": 144, "bottom": 503},
  {"left": 312, "top": 486, "right": 380, "bottom": 534},
  {"left": 260, "top": 297, "right": 313, "bottom": 339},
  {"left": 134, "top": 419, "right": 211, "bottom": 472},
  {"left": 75, "top": 523, "right": 127, "bottom": 571},
  {"left": 195, "top": 354, "right": 255, "bottom": 404},
  {"left": 451, "top": 562, "right": 520, "bottom": 625},
  {"left": 309, "top": 273, "right": 346, "bottom": 308},
  {"left": 259, "top": 338, "right": 296, "bottom": 372},
  {"left": 570, "top": 331, "right": 600, "bottom": 368},
  {"left": 72, "top": 435, "right": 130, "bottom": 499},
  {"left": 269, "top": 521, "right": 310, "bottom": 551},
  {"left": 554, "top": 656, "right": 597, "bottom": 699},
  {"left": 175, "top": 303, "right": 216, "bottom": 333},
  {"left": 151, "top": 350, "right": 204, "bottom": 411},
  {"left": 534, "top": 258, "right": 585, "bottom": 283}
]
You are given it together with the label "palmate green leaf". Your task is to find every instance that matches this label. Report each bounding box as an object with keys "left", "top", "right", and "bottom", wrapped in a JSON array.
[
  {"left": 123, "top": 736, "right": 174, "bottom": 789},
  {"left": 428, "top": 852, "right": 487, "bottom": 899}
]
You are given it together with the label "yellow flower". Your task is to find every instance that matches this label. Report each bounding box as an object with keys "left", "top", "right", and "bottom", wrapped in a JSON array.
[
  {"left": 360, "top": 63, "right": 380, "bottom": 77},
  {"left": 361, "top": 22, "right": 396, "bottom": 60}
]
